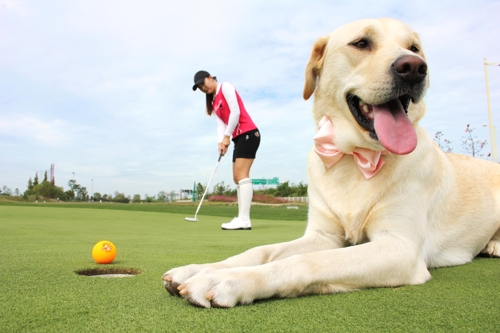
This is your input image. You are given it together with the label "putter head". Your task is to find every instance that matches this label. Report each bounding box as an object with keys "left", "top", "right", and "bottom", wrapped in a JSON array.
[{"left": 185, "top": 217, "right": 198, "bottom": 222}]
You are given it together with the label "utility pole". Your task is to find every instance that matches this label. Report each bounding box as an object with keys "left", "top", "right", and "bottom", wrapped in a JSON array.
[{"left": 484, "top": 59, "right": 500, "bottom": 163}]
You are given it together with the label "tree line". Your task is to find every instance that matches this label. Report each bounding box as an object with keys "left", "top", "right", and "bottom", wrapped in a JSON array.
[
  {"left": 3, "top": 171, "right": 308, "bottom": 203},
  {"left": 198, "top": 180, "right": 308, "bottom": 199}
]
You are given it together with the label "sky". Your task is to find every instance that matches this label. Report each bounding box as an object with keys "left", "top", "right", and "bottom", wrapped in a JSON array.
[{"left": 1, "top": 0, "right": 500, "bottom": 198}]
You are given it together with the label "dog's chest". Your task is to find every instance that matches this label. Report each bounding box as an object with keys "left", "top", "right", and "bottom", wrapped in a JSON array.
[
  {"left": 322, "top": 182, "right": 374, "bottom": 245},
  {"left": 311, "top": 164, "right": 376, "bottom": 244},
  {"left": 334, "top": 201, "right": 371, "bottom": 245}
]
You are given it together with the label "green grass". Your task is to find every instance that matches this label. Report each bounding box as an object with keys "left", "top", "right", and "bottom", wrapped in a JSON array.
[
  {"left": 0, "top": 200, "right": 309, "bottom": 221},
  {"left": 0, "top": 204, "right": 499, "bottom": 332}
]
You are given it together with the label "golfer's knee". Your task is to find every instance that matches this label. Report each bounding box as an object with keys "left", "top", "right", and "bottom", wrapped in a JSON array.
[
  {"left": 234, "top": 176, "right": 250, "bottom": 184},
  {"left": 233, "top": 173, "right": 242, "bottom": 184}
]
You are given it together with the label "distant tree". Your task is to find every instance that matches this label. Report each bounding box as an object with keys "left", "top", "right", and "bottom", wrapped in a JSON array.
[
  {"left": 67, "top": 179, "right": 80, "bottom": 192},
  {"left": 274, "top": 181, "right": 293, "bottom": 197},
  {"left": 225, "top": 186, "right": 236, "bottom": 196},
  {"left": 157, "top": 190, "right": 167, "bottom": 202},
  {"left": 196, "top": 183, "right": 205, "bottom": 198},
  {"left": 34, "top": 181, "right": 52, "bottom": 198},
  {"left": 65, "top": 190, "right": 75, "bottom": 201},
  {"left": 93, "top": 192, "right": 102, "bottom": 201},
  {"left": 145, "top": 194, "right": 154, "bottom": 203},
  {"left": 212, "top": 181, "right": 231, "bottom": 196},
  {"left": 461, "top": 124, "right": 488, "bottom": 158},
  {"left": 64, "top": 179, "right": 84, "bottom": 201},
  {"left": 132, "top": 194, "right": 141, "bottom": 203},
  {"left": 21, "top": 171, "right": 66, "bottom": 200},
  {"left": 293, "top": 182, "right": 308, "bottom": 196},
  {"left": 1, "top": 185, "right": 12, "bottom": 196},
  {"left": 27, "top": 178, "right": 66, "bottom": 201},
  {"left": 14, "top": 188, "right": 20, "bottom": 196},
  {"left": 75, "top": 186, "right": 88, "bottom": 201},
  {"left": 434, "top": 131, "right": 453, "bottom": 153},
  {"left": 53, "top": 187, "right": 65, "bottom": 200},
  {"left": 113, "top": 193, "right": 130, "bottom": 203},
  {"left": 264, "top": 187, "right": 276, "bottom": 196},
  {"left": 212, "top": 182, "right": 223, "bottom": 195}
]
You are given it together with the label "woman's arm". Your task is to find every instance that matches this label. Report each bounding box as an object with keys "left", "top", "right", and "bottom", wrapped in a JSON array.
[
  {"left": 215, "top": 114, "right": 226, "bottom": 143},
  {"left": 215, "top": 114, "right": 229, "bottom": 155},
  {"left": 221, "top": 83, "right": 240, "bottom": 137}
]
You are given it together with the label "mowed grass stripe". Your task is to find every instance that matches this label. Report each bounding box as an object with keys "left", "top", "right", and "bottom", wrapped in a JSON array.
[{"left": 0, "top": 205, "right": 499, "bottom": 332}]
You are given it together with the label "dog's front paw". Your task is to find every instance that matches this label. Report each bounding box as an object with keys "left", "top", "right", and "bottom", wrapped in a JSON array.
[
  {"left": 162, "top": 264, "right": 214, "bottom": 297},
  {"left": 481, "top": 240, "right": 500, "bottom": 257},
  {"left": 178, "top": 267, "right": 263, "bottom": 308}
]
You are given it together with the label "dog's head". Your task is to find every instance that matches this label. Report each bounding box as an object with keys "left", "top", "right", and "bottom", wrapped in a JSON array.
[{"left": 304, "top": 18, "right": 429, "bottom": 155}]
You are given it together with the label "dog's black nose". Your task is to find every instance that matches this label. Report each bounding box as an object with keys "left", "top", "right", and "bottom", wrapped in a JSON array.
[{"left": 392, "top": 55, "right": 427, "bottom": 84}]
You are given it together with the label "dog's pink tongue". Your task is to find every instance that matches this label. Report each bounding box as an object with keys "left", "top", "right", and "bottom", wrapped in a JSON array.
[{"left": 372, "top": 99, "right": 417, "bottom": 155}]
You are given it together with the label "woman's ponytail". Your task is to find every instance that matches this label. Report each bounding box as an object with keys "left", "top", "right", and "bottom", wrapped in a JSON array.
[
  {"left": 205, "top": 93, "right": 214, "bottom": 116},
  {"left": 205, "top": 76, "right": 217, "bottom": 116}
]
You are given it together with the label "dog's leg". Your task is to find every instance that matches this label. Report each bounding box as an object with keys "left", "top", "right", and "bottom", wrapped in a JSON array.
[
  {"left": 481, "top": 228, "right": 500, "bottom": 257},
  {"left": 162, "top": 230, "right": 341, "bottom": 298},
  {"left": 177, "top": 233, "right": 430, "bottom": 308}
]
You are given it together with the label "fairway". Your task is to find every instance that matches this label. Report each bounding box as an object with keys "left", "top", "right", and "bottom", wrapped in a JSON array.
[{"left": 1, "top": 205, "right": 499, "bottom": 332}]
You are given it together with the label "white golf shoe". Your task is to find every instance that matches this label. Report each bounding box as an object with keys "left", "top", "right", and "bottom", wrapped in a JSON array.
[{"left": 221, "top": 217, "right": 252, "bottom": 230}]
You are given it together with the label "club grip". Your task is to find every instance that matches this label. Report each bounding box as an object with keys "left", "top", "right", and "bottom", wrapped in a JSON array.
[{"left": 218, "top": 153, "right": 223, "bottom": 162}]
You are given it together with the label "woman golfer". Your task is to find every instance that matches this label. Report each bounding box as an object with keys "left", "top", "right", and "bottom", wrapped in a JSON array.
[{"left": 193, "top": 70, "right": 260, "bottom": 230}]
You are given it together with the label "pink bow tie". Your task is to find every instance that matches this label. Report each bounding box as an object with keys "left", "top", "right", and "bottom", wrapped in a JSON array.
[{"left": 313, "top": 115, "right": 385, "bottom": 179}]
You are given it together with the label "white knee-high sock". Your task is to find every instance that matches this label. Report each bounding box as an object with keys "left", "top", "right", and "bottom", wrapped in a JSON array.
[
  {"left": 236, "top": 185, "right": 241, "bottom": 217},
  {"left": 238, "top": 178, "right": 253, "bottom": 222}
]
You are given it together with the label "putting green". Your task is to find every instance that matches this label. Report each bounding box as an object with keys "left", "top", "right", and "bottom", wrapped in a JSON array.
[{"left": 0, "top": 205, "right": 498, "bottom": 332}]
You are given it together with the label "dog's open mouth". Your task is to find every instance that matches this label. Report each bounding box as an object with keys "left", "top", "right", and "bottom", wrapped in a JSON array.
[
  {"left": 347, "top": 94, "right": 417, "bottom": 155},
  {"left": 348, "top": 94, "right": 411, "bottom": 129}
]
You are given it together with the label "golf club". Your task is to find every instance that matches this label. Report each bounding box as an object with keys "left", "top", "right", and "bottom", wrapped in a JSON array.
[{"left": 185, "top": 153, "right": 223, "bottom": 222}]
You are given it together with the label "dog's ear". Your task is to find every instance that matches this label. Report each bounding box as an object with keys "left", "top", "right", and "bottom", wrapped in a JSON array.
[{"left": 303, "top": 36, "right": 328, "bottom": 100}]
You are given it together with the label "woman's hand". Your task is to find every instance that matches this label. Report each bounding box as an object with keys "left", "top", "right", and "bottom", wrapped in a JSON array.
[{"left": 218, "top": 136, "right": 230, "bottom": 156}]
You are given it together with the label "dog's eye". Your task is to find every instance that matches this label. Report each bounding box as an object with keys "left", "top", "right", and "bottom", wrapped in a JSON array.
[
  {"left": 350, "top": 39, "right": 370, "bottom": 50},
  {"left": 410, "top": 44, "right": 420, "bottom": 53}
]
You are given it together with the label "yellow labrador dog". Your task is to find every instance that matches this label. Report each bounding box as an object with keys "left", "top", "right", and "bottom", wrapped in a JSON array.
[{"left": 163, "top": 18, "right": 500, "bottom": 308}]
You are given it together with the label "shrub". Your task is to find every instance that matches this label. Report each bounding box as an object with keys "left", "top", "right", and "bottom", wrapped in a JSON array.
[
  {"left": 252, "top": 194, "right": 288, "bottom": 204},
  {"left": 208, "top": 195, "right": 237, "bottom": 202}
]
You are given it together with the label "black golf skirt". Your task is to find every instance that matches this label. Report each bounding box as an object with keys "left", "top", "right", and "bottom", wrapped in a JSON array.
[{"left": 232, "top": 129, "right": 261, "bottom": 162}]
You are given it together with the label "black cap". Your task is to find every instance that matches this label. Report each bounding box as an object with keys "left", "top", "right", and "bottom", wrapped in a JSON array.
[{"left": 192, "top": 70, "right": 211, "bottom": 91}]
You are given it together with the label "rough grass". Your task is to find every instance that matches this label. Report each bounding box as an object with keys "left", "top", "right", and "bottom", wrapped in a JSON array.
[{"left": 0, "top": 204, "right": 499, "bottom": 332}]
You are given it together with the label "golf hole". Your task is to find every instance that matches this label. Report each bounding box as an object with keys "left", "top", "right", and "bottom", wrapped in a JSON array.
[{"left": 75, "top": 267, "right": 142, "bottom": 278}]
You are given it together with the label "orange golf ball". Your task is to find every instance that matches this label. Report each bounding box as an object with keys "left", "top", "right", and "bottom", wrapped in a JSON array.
[{"left": 92, "top": 240, "right": 117, "bottom": 264}]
